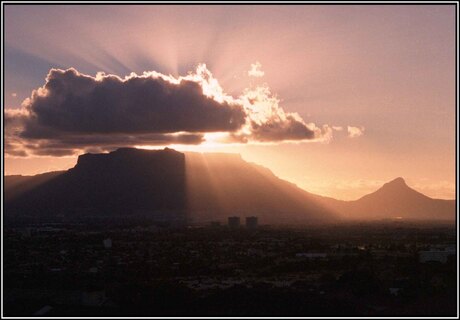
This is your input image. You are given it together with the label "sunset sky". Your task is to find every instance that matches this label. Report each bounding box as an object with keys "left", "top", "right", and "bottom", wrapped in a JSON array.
[{"left": 4, "top": 4, "right": 456, "bottom": 200}]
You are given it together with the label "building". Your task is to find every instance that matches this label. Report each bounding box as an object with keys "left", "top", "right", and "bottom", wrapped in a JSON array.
[
  {"left": 295, "top": 252, "right": 328, "bottom": 260},
  {"left": 228, "top": 216, "right": 240, "bottom": 228},
  {"left": 210, "top": 221, "right": 221, "bottom": 227},
  {"left": 103, "top": 238, "right": 112, "bottom": 249},
  {"left": 419, "top": 248, "right": 455, "bottom": 263},
  {"left": 245, "top": 216, "right": 258, "bottom": 229}
]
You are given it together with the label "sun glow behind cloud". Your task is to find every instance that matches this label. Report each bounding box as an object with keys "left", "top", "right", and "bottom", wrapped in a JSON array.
[
  {"left": 5, "top": 61, "right": 365, "bottom": 158},
  {"left": 4, "top": 5, "right": 455, "bottom": 201}
]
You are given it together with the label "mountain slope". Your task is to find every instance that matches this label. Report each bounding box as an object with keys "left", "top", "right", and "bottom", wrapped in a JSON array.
[
  {"left": 316, "top": 177, "right": 455, "bottom": 221},
  {"left": 4, "top": 149, "right": 454, "bottom": 223},
  {"left": 4, "top": 148, "right": 337, "bottom": 224},
  {"left": 5, "top": 171, "right": 65, "bottom": 202},
  {"left": 185, "top": 152, "right": 337, "bottom": 223},
  {"left": 5, "top": 148, "right": 187, "bottom": 222}
]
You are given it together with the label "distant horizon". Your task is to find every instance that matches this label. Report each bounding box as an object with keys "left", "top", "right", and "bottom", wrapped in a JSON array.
[{"left": 4, "top": 146, "right": 456, "bottom": 202}]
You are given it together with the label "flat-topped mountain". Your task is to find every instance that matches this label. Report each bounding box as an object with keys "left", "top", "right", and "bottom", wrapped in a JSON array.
[
  {"left": 5, "top": 148, "right": 188, "bottom": 223},
  {"left": 4, "top": 148, "right": 336, "bottom": 224}
]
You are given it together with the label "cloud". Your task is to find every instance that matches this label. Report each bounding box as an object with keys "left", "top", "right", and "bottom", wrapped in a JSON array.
[
  {"left": 20, "top": 67, "right": 246, "bottom": 137},
  {"left": 5, "top": 109, "right": 32, "bottom": 157},
  {"left": 20, "top": 132, "right": 205, "bottom": 157},
  {"left": 248, "top": 61, "right": 265, "bottom": 78},
  {"left": 232, "top": 86, "right": 318, "bottom": 142},
  {"left": 247, "top": 115, "right": 315, "bottom": 142},
  {"left": 6, "top": 66, "right": 243, "bottom": 156},
  {"left": 5, "top": 64, "right": 360, "bottom": 157},
  {"left": 347, "top": 126, "right": 365, "bottom": 138}
]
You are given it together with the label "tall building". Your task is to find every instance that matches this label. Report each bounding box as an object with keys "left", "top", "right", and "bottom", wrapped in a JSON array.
[
  {"left": 103, "top": 238, "right": 112, "bottom": 249},
  {"left": 228, "top": 216, "right": 241, "bottom": 228},
  {"left": 210, "top": 221, "right": 221, "bottom": 227},
  {"left": 246, "top": 216, "right": 258, "bottom": 229}
]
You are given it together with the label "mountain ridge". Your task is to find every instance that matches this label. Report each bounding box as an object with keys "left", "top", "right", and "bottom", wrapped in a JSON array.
[
  {"left": 315, "top": 177, "right": 454, "bottom": 221},
  {"left": 4, "top": 148, "right": 455, "bottom": 223}
]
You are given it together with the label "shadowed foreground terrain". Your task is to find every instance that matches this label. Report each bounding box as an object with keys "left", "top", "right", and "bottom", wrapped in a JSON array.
[{"left": 3, "top": 222, "right": 456, "bottom": 316}]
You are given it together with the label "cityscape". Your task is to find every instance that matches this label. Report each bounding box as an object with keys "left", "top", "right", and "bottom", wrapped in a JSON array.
[{"left": 4, "top": 218, "right": 456, "bottom": 316}]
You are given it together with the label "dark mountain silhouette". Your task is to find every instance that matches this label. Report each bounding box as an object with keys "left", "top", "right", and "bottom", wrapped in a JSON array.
[
  {"left": 4, "top": 148, "right": 336, "bottom": 224},
  {"left": 5, "top": 148, "right": 187, "bottom": 223},
  {"left": 5, "top": 171, "right": 65, "bottom": 202},
  {"left": 4, "top": 148, "right": 455, "bottom": 224},
  {"left": 315, "top": 177, "right": 455, "bottom": 221},
  {"left": 184, "top": 152, "right": 336, "bottom": 223}
]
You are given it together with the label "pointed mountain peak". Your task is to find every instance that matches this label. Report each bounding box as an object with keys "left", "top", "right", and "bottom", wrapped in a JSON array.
[
  {"left": 378, "top": 177, "right": 409, "bottom": 193},
  {"left": 387, "top": 177, "right": 407, "bottom": 186}
]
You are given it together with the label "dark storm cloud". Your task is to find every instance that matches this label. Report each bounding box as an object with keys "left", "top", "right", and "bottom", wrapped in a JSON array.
[
  {"left": 248, "top": 115, "right": 316, "bottom": 142},
  {"left": 4, "top": 67, "right": 240, "bottom": 156},
  {"left": 21, "top": 68, "right": 245, "bottom": 138},
  {"left": 32, "top": 132, "right": 203, "bottom": 149},
  {"left": 4, "top": 109, "right": 31, "bottom": 157},
  {"left": 14, "top": 132, "right": 204, "bottom": 157},
  {"left": 5, "top": 65, "right": 346, "bottom": 157}
]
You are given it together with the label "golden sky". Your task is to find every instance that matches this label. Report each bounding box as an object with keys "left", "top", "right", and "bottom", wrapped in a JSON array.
[{"left": 4, "top": 5, "right": 456, "bottom": 200}]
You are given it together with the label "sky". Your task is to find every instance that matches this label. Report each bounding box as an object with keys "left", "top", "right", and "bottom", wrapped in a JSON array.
[{"left": 3, "top": 4, "right": 456, "bottom": 200}]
